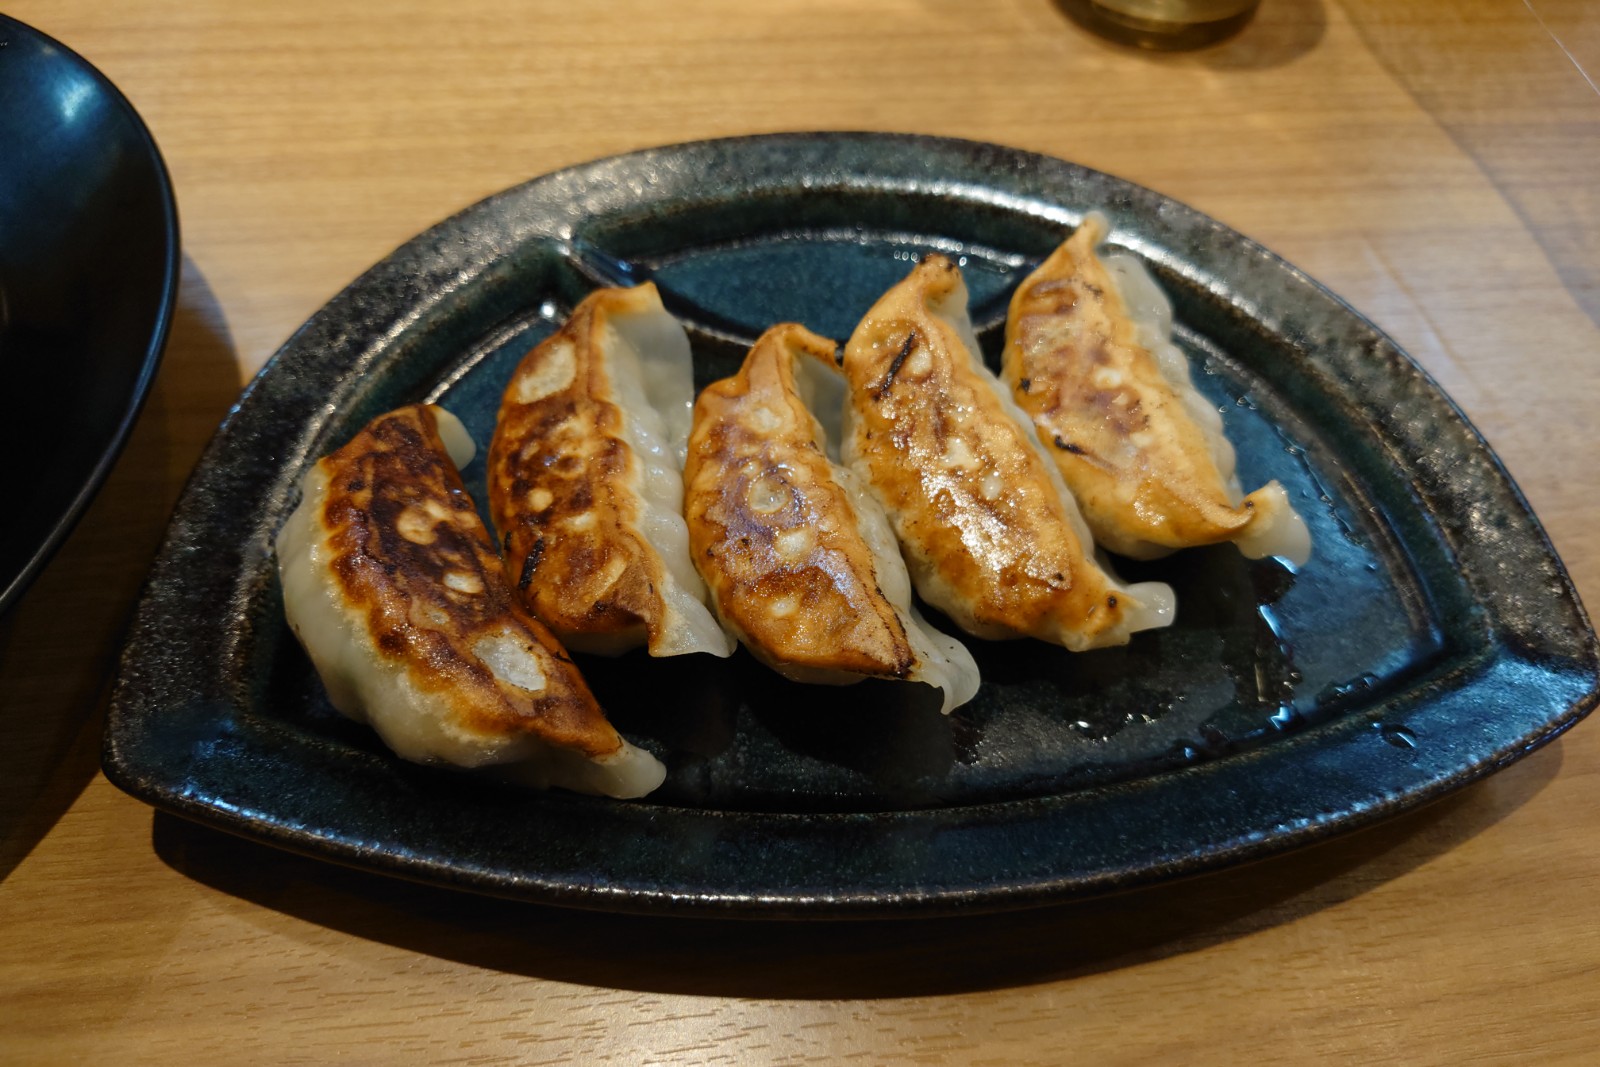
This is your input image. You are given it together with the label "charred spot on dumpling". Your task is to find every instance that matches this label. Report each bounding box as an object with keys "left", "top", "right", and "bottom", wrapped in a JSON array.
[
  {"left": 517, "top": 537, "right": 544, "bottom": 591},
  {"left": 875, "top": 329, "right": 919, "bottom": 400}
]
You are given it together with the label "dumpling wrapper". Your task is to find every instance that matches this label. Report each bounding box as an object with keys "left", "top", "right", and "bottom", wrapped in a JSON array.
[
  {"left": 276, "top": 403, "right": 665, "bottom": 799},
  {"left": 684, "top": 323, "right": 980, "bottom": 713},
  {"left": 488, "top": 283, "right": 734, "bottom": 658},
  {"left": 840, "top": 255, "right": 1175, "bottom": 652},
  {"left": 1004, "top": 213, "right": 1311, "bottom": 565}
]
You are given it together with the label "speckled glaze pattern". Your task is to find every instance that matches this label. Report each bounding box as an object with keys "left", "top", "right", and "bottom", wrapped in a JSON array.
[{"left": 103, "top": 134, "right": 1597, "bottom": 919}]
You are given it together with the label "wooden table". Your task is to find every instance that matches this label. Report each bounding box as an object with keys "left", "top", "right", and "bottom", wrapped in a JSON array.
[{"left": 4, "top": 1, "right": 1597, "bottom": 1062}]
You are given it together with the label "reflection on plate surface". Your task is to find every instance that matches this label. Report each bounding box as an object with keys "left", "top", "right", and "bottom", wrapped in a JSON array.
[{"left": 104, "top": 133, "right": 1596, "bottom": 918}]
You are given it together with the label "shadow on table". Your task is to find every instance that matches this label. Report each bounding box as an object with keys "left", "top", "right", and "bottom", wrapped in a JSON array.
[
  {"left": 0, "top": 260, "right": 240, "bottom": 882},
  {"left": 151, "top": 738, "right": 1561, "bottom": 998}
]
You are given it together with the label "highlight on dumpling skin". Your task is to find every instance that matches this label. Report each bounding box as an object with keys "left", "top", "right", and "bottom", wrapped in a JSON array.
[
  {"left": 684, "top": 323, "right": 981, "bottom": 713},
  {"left": 839, "top": 255, "right": 1176, "bottom": 652},
  {"left": 487, "top": 283, "right": 734, "bottom": 659},
  {"left": 276, "top": 403, "right": 666, "bottom": 799},
  {"left": 1004, "top": 213, "right": 1312, "bottom": 566}
]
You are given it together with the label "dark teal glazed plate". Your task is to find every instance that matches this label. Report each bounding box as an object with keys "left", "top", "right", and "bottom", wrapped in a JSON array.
[{"left": 103, "top": 134, "right": 1597, "bottom": 918}]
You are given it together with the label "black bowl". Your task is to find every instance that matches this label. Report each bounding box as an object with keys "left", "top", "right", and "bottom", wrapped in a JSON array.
[{"left": 0, "top": 15, "right": 180, "bottom": 614}]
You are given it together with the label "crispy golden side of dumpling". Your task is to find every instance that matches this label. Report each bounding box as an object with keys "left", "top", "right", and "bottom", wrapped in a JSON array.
[
  {"left": 1004, "top": 215, "right": 1303, "bottom": 561},
  {"left": 685, "top": 324, "right": 920, "bottom": 680},
  {"left": 487, "top": 285, "right": 687, "bottom": 654},
  {"left": 841, "top": 256, "right": 1171, "bottom": 650},
  {"left": 309, "top": 404, "right": 623, "bottom": 758}
]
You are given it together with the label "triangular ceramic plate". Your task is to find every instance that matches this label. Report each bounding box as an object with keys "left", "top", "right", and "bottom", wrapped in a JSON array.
[{"left": 104, "top": 134, "right": 1597, "bottom": 918}]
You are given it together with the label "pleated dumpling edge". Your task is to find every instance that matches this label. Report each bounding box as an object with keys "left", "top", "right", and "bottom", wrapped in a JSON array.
[
  {"left": 685, "top": 322, "right": 981, "bottom": 713},
  {"left": 487, "top": 283, "right": 736, "bottom": 659},
  {"left": 1005, "top": 213, "right": 1311, "bottom": 567},
  {"left": 275, "top": 403, "right": 666, "bottom": 799},
  {"left": 838, "top": 255, "right": 1176, "bottom": 652}
]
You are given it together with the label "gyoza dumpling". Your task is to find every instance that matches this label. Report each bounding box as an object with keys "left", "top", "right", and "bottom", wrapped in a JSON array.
[
  {"left": 276, "top": 403, "right": 665, "bottom": 799},
  {"left": 1004, "top": 214, "right": 1311, "bottom": 565},
  {"left": 840, "top": 256, "right": 1175, "bottom": 652},
  {"left": 684, "top": 323, "right": 980, "bottom": 713},
  {"left": 488, "top": 283, "right": 734, "bottom": 659}
]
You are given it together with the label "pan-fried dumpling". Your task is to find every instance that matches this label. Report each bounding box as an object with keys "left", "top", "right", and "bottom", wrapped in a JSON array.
[
  {"left": 276, "top": 403, "right": 665, "bottom": 799},
  {"left": 488, "top": 283, "right": 734, "bottom": 658},
  {"left": 1004, "top": 213, "right": 1311, "bottom": 565},
  {"left": 684, "top": 323, "right": 980, "bottom": 713},
  {"left": 839, "top": 256, "right": 1175, "bottom": 652}
]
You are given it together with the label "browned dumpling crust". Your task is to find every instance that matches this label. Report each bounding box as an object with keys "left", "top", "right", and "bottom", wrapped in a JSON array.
[
  {"left": 310, "top": 404, "right": 622, "bottom": 757},
  {"left": 685, "top": 324, "right": 921, "bottom": 679},
  {"left": 1004, "top": 215, "right": 1298, "bottom": 559},
  {"left": 841, "top": 256, "right": 1171, "bottom": 651},
  {"left": 487, "top": 285, "right": 683, "bottom": 654}
]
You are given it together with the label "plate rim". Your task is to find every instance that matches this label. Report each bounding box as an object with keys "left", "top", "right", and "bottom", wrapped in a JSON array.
[{"left": 103, "top": 131, "right": 1599, "bottom": 918}]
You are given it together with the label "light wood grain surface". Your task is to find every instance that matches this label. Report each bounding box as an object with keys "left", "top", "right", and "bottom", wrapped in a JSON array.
[{"left": 3, "top": 1, "right": 1598, "bottom": 1063}]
